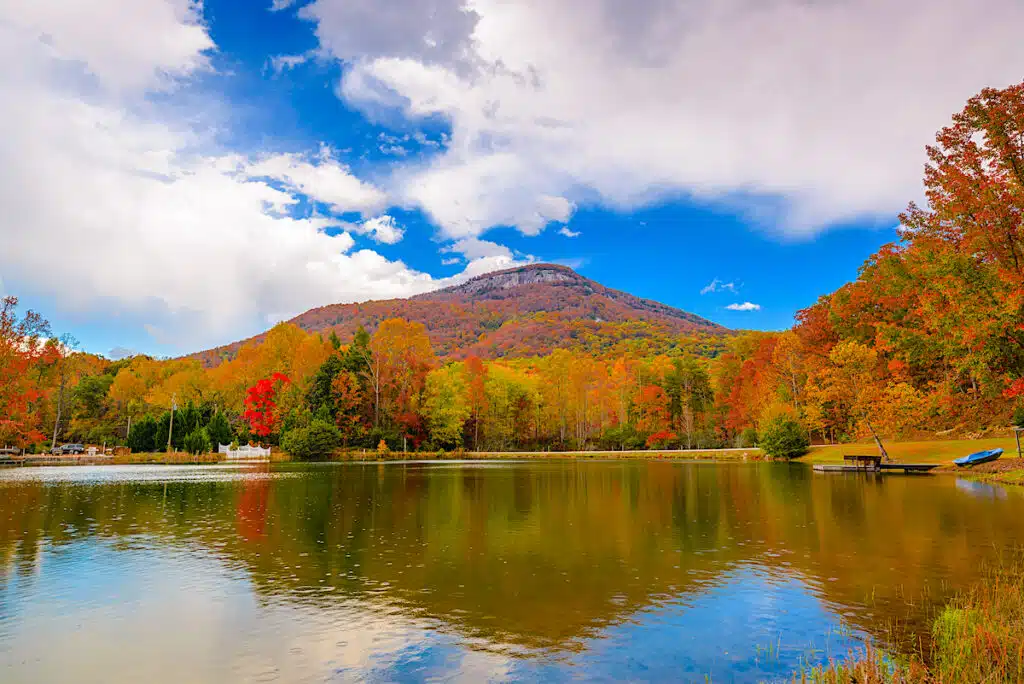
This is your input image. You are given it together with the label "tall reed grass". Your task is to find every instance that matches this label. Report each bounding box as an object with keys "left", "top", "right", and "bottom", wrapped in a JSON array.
[{"left": 795, "top": 559, "right": 1024, "bottom": 683}]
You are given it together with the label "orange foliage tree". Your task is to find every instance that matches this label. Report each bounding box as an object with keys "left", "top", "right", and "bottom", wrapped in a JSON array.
[{"left": 0, "top": 296, "right": 51, "bottom": 445}]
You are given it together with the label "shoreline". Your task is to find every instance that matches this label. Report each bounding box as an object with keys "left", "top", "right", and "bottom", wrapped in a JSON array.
[{"left": 4, "top": 437, "right": 1024, "bottom": 485}]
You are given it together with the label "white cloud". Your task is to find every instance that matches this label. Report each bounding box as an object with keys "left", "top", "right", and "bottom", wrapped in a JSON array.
[
  {"left": 0, "top": 1, "right": 514, "bottom": 351},
  {"left": 245, "top": 149, "right": 387, "bottom": 216},
  {"left": 299, "top": 0, "right": 479, "bottom": 66},
  {"left": 5, "top": 0, "right": 214, "bottom": 92},
  {"left": 444, "top": 237, "right": 513, "bottom": 261},
  {"left": 305, "top": 0, "right": 1024, "bottom": 237},
  {"left": 558, "top": 226, "right": 580, "bottom": 238},
  {"left": 701, "top": 279, "right": 739, "bottom": 295},
  {"left": 439, "top": 237, "right": 539, "bottom": 274},
  {"left": 268, "top": 52, "right": 310, "bottom": 73},
  {"left": 726, "top": 302, "right": 761, "bottom": 312},
  {"left": 356, "top": 215, "right": 406, "bottom": 244}
]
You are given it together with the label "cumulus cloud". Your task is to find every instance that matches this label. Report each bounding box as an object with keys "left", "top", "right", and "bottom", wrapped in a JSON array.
[
  {"left": 0, "top": 1, "right": 510, "bottom": 351},
  {"left": 558, "top": 227, "right": 580, "bottom": 238},
  {"left": 444, "top": 237, "right": 513, "bottom": 261},
  {"left": 701, "top": 279, "right": 739, "bottom": 295},
  {"left": 726, "top": 302, "right": 761, "bottom": 312},
  {"left": 245, "top": 149, "right": 387, "bottom": 216},
  {"left": 356, "top": 215, "right": 406, "bottom": 244},
  {"left": 305, "top": 0, "right": 1024, "bottom": 237},
  {"left": 5, "top": 0, "right": 214, "bottom": 92},
  {"left": 299, "top": 0, "right": 480, "bottom": 67}
]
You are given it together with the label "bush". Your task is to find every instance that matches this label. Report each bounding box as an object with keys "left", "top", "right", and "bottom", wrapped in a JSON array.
[
  {"left": 759, "top": 416, "right": 809, "bottom": 460},
  {"left": 645, "top": 430, "right": 678, "bottom": 449},
  {"left": 282, "top": 420, "right": 341, "bottom": 460},
  {"left": 182, "top": 427, "right": 212, "bottom": 455}
]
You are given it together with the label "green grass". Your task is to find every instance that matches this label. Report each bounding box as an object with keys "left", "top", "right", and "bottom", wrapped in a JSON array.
[{"left": 802, "top": 437, "right": 1020, "bottom": 466}]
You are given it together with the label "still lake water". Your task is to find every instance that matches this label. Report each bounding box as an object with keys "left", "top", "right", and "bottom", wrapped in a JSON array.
[{"left": 1, "top": 461, "right": 1023, "bottom": 683}]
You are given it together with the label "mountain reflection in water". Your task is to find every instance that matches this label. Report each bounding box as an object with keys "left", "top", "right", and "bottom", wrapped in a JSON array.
[{"left": 2, "top": 461, "right": 1023, "bottom": 682}]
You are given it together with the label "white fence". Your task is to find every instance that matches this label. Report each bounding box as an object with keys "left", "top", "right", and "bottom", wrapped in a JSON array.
[{"left": 218, "top": 444, "right": 272, "bottom": 460}]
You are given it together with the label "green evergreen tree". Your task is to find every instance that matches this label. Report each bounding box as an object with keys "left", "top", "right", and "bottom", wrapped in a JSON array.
[
  {"left": 182, "top": 427, "right": 212, "bottom": 455},
  {"left": 306, "top": 354, "right": 344, "bottom": 419},
  {"left": 127, "top": 415, "right": 159, "bottom": 453},
  {"left": 206, "top": 412, "right": 232, "bottom": 448},
  {"left": 154, "top": 410, "right": 186, "bottom": 451},
  {"left": 176, "top": 402, "right": 201, "bottom": 437},
  {"left": 342, "top": 326, "right": 372, "bottom": 375}
]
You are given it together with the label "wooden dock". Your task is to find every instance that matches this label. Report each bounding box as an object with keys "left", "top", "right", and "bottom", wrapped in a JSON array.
[
  {"left": 813, "top": 454, "right": 938, "bottom": 474},
  {"left": 813, "top": 464, "right": 882, "bottom": 473},
  {"left": 879, "top": 463, "right": 938, "bottom": 473}
]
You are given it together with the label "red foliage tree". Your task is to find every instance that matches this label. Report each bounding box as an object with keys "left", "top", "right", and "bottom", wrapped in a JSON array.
[{"left": 242, "top": 372, "right": 290, "bottom": 437}]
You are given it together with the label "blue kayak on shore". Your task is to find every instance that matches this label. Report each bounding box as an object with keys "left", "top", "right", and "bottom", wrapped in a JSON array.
[{"left": 953, "top": 448, "right": 1003, "bottom": 467}]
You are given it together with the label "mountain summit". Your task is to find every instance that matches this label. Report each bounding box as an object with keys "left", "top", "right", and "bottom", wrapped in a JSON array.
[{"left": 195, "top": 264, "right": 727, "bottom": 365}]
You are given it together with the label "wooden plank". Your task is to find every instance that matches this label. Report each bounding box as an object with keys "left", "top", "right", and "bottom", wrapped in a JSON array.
[
  {"left": 813, "top": 464, "right": 881, "bottom": 473},
  {"left": 878, "top": 463, "right": 938, "bottom": 473}
]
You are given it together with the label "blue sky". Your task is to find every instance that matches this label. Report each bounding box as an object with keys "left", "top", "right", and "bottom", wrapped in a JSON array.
[{"left": 2, "top": 0, "right": 1021, "bottom": 358}]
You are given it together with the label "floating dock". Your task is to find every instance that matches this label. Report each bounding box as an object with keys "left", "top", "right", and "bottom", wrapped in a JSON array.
[
  {"left": 813, "top": 454, "right": 938, "bottom": 474},
  {"left": 812, "top": 463, "right": 938, "bottom": 474}
]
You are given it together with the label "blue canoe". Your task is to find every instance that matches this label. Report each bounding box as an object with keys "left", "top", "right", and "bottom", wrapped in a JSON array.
[{"left": 953, "top": 448, "right": 1003, "bottom": 467}]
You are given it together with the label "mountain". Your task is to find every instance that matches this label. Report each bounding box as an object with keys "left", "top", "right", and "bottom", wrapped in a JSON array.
[{"left": 193, "top": 264, "right": 730, "bottom": 366}]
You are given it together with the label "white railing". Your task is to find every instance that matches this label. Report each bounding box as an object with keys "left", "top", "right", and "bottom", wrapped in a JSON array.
[{"left": 218, "top": 444, "right": 272, "bottom": 460}]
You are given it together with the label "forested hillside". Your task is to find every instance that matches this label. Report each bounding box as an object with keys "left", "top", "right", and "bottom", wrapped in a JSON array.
[
  {"left": 2, "top": 81, "right": 1023, "bottom": 455},
  {"left": 193, "top": 264, "right": 728, "bottom": 365}
]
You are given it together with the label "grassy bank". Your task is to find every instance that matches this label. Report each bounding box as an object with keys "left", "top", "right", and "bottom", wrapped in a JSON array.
[
  {"left": 14, "top": 438, "right": 1024, "bottom": 473},
  {"left": 803, "top": 437, "right": 1019, "bottom": 466},
  {"left": 330, "top": 437, "right": 1021, "bottom": 467},
  {"left": 957, "top": 457, "right": 1024, "bottom": 487},
  {"left": 110, "top": 451, "right": 292, "bottom": 464},
  {"left": 798, "top": 561, "right": 1024, "bottom": 683}
]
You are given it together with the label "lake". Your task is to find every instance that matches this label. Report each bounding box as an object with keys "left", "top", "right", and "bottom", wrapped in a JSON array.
[{"left": 1, "top": 461, "right": 1023, "bottom": 682}]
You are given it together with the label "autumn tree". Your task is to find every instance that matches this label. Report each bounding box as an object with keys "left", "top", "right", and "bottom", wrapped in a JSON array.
[
  {"left": 369, "top": 319, "right": 435, "bottom": 436},
  {"left": 0, "top": 296, "right": 51, "bottom": 446},
  {"left": 424, "top": 365, "right": 470, "bottom": 448},
  {"left": 243, "top": 373, "right": 290, "bottom": 439},
  {"left": 464, "top": 355, "right": 488, "bottom": 450},
  {"left": 46, "top": 334, "right": 80, "bottom": 449}
]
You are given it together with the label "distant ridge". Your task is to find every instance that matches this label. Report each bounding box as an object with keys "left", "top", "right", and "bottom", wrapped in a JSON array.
[{"left": 192, "top": 264, "right": 729, "bottom": 366}]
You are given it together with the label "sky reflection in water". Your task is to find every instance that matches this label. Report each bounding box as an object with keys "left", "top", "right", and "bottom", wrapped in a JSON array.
[{"left": 1, "top": 462, "right": 1023, "bottom": 682}]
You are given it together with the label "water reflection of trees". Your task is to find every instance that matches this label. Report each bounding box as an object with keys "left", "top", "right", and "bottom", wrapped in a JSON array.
[{"left": 2, "top": 463, "right": 1023, "bottom": 654}]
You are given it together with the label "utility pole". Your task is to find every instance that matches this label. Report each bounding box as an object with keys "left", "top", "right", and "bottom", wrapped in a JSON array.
[{"left": 167, "top": 394, "right": 177, "bottom": 452}]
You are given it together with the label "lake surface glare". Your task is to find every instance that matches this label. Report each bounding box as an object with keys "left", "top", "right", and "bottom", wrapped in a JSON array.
[{"left": 2, "top": 461, "right": 1022, "bottom": 683}]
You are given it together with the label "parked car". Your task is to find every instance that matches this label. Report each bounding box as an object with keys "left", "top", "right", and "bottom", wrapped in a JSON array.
[
  {"left": 51, "top": 443, "right": 85, "bottom": 455},
  {"left": 0, "top": 446, "right": 23, "bottom": 456}
]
